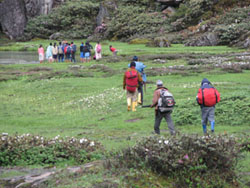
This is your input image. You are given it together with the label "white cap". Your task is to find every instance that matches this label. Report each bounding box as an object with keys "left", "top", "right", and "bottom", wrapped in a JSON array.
[{"left": 156, "top": 80, "right": 163, "bottom": 86}]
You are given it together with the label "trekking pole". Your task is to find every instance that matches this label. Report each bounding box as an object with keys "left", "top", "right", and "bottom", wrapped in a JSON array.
[
  {"left": 142, "top": 105, "right": 151, "bottom": 108},
  {"left": 144, "top": 82, "right": 146, "bottom": 94}
]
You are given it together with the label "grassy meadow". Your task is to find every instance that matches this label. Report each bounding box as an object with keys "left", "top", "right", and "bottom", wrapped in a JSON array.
[{"left": 0, "top": 40, "right": 250, "bottom": 187}]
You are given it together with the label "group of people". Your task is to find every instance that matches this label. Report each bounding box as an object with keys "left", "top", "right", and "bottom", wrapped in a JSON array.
[
  {"left": 123, "top": 56, "right": 220, "bottom": 135},
  {"left": 37, "top": 41, "right": 103, "bottom": 63}
]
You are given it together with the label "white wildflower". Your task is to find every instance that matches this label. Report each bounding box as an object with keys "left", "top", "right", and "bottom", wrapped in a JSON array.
[
  {"left": 2, "top": 133, "right": 8, "bottom": 136},
  {"left": 90, "top": 141, "right": 95, "bottom": 146},
  {"left": 159, "top": 140, "right": 162, "bottom": 144},
  {"left": 164, "top": 140, "right": 169, "bottom": 145}
]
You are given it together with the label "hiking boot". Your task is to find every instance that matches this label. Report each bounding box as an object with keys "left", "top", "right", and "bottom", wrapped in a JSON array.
[{"left": 132, "top": 102, "right": 137, "bottom": 112}]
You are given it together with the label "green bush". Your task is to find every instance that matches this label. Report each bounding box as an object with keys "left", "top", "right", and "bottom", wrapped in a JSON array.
[
  {"left": 108, "top": 134, "right": 245, "bottom": 187},
  {"left": 25, "top": 0, "right": 99, "bottom": 39},
  {"left": 0, "top": 134, "right": 103, "bottom": 166},
  {"left": 105, "top": 5, "right": 171, "bottom": 40}
]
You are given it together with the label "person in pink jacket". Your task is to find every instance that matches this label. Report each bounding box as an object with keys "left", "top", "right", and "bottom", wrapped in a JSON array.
[{"left": 38, "top": 45, "right": 44, "bottom": 63}]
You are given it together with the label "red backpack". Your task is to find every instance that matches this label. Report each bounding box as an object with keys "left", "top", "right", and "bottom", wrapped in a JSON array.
[
  {"left": 197, "top": 88, "right": 220, "bottom": 107},
  {"left": 125, "top": 70, "right": 138, "bottom": 92}
]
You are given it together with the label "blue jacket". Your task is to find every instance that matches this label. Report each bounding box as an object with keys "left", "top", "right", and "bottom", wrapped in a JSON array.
[{"left": 128, "top": 61, "right": 147, "bottom": 82}]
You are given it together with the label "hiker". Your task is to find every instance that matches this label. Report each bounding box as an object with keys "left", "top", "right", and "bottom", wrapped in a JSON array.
[
  {"left": 95, "top": 41, "right": 102, "bottom": 60},
  {"left": 71, "top": 42, "right": 77, "bottom": 63},
  {"left": 52, "top": 42, "right": 58, "bottom": 62},
  {"left": 150, "top": 80, "right": 175, "bottom": 135},
  {"left": 123, "top": 61, "right": 143, "bottom": 112},
  {"left": 86, "top": 41, "right": 93, "bottom": 60},
  {"left": 58, "top": 41, "right": 64, "bottom": 62},
  {"left": 82, "top": 43, "right": 91, "bottom": 62},
  {"left": 128, "top": 56, "right": 147, "bottom": 105},
  {"left": 46, "top": 43, "right": 53, "bottom": 63},
  {"left": 38, "top": 44, "right": 44, "bottom": 64},
  {"left": 65, "top": 43, "right": 72, "bottom": 62},
  {"left": 196, "top": 78, "right": 220, "bottom": 134},
  {"left": 109, "top": 45, "right": 118, "bottom": 56},
  {"left": 80, "top": 42, "right": 85, "bottom": 62}
]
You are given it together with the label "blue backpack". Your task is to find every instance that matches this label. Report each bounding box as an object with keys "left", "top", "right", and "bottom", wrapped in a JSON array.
[
  {"left": 66, "top": 46, "right": 72, "bottom": 53},
  {"left": 72, "top": 44, "right": 77, "bottom": 52}
]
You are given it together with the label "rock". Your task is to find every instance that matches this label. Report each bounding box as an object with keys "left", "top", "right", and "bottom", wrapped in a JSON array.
[
  {"left": 49, "top": 32, "right": 63, "bottom": 40},
  {"left": 147, "top": 37, "right": 171, "bottom": 47},
  {"left": 231, "top": 31, "right": 250, "bottom": 49},
  {"left": 0, "top": 0, "right": 27, "bottom": 40},
  {"left": 185, "top": 32, "right": 219, "bottom": 46},
  {"left": 162, "top": 6, "right": 176, "bottom": 16},
  {"left": 0, "top": 0, "right": 64, "bottom": 39}
]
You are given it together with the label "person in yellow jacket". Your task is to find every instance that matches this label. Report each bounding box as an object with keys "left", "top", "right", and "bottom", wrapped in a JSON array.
[{"left": 123, "top": 61, "right": 143, "bottom": 112}]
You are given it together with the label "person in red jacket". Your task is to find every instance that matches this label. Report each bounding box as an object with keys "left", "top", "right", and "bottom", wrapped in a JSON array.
[
  {"left": 109, "top": 45, "right": 118, "bottom": 56},
  {"left": 123, "top": 61, "right": 142, "bottom": 112},
  {"left": 196, "top": 78, "right": 220, "bottom": 134}
]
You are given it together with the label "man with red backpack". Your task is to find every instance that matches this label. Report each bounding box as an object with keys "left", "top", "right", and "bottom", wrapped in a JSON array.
[
  {"left": 197, "top": 78, "right": 220, "bottom": 134},
  {"left": 123, "top": 61, "right": 143, "bottom": 112}
]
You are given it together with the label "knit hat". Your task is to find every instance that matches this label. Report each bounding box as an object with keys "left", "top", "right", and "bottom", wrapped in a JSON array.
[
  {"left": 156, "top": 80, "right": 163, "bottom": 86},
  {"left": 132, "top": 56, "right": 138, "bottom": 61},
  {"left": 130, "top": 61, "right": 136, "bottom": 67}
]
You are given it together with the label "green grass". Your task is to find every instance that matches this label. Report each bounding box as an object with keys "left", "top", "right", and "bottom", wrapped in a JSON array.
[
  {"left": 0, "top": 41, "right": 249, "bottom": 187},
  {"left": 0, "top": 39, "right": 244, "bottom": 55}
]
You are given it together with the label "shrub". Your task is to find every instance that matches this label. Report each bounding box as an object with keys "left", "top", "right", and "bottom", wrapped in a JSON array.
[
  {"left": 108, "top": 134, "right": 245, "bottom": 187},
  {"left": 0, "top": 133, "right": 103, "bottom": 166},
  {"left": 25, "top": 0, "right": 99, "bottom": 39},
  {"left": 105, "top": 5, "right": 170, "bottom": 40}
]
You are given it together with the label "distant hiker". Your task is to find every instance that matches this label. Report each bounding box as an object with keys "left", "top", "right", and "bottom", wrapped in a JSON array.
[
  {"left": 109, "top": 45, "right": 118, "bottom": 56},
  {"left": 123, "top": 61, "right": 143, "bottom": 112},
  {"left": 86, "top": 41, "right": 93, "bottom": 60},
  {"left": 58, "top": 41, "right": 64, "bottom": 62},
  {"left": 65, "top": 43, "right": 72, "bottom": 62},
  {"left": 196, "top": 78, "right": 220, "bottom": 134},
  {"left": 150, "top": 80, "right": 175, "bottom": 135},
  {"left": 52, "top": 42, "right": 58, "bottom": 62},
  {"left": 128, "top": 56, "right": 147, "bottom": 105},
  {"left": 71, "top": 42, "right": 77, "bottom": 63},
  {"left": 95, "top": 41, "right": 102, "bottom": 60},
  {"left": 82, "top": 42, "right": 91, "bottom": 62},
  {"left": 80, "top": 42, "right": 85, "bottom": 62},
  {"left": 38, "top": 45, "right": 44, "bottom": 64},
  {"left": 46, "top": 43, "right": 53, "bottom": 63}
]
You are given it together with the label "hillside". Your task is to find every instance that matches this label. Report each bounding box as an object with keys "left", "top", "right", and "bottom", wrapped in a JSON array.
[{"left": 0, "top": 0, "right": 249, "bottom": 48}]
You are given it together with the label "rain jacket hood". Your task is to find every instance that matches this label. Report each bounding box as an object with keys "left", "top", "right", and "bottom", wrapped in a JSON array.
[{"left": 201, "top": 78, "right": 213, "bottom": 89}]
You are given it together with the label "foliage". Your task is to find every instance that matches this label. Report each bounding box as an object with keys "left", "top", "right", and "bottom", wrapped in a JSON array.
[
  {"left": 0, "top": 133, "right": 103, "bottom": 166},
  {"left": 105, "top": 5, "right": 171, "bottom": 40},
  {"left": 24, "top": 0, "right": 99, "bottom": 39},
  {"left": 107, "top": 134, "right": 245, "bottom": 187}
]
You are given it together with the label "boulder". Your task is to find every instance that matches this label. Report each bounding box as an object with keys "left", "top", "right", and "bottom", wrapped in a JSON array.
[
  {"left": 185, "top": 32, "right": 219, "bottom": 46},
  {"left": 231, "top": 31, "right": 250, "bottom": 49},
  {"left": 162, "top": 6, "right": 176, "bottom": 16},
  {"left": 0, "top": 0, "right": 64, "bottom": 39},
  {"left": 0, "top": 0, "right": 27, "bottom": 40},
  {"left": 49, "top": 32, "right": 63, "bottom": 40},
  {"left": 147, "top": 37, "right": 171, "bottom": 47}
]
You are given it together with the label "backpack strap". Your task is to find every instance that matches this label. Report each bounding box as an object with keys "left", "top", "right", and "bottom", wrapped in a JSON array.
[
  {"left": 214, "top": 89, "right": 218, "bottom": 103},
  {"left": 202, "top": 88, "right": 205, "bottom": 105},
  {"left": 128, "top": 71, "right": 137, "bottom": 79}
]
